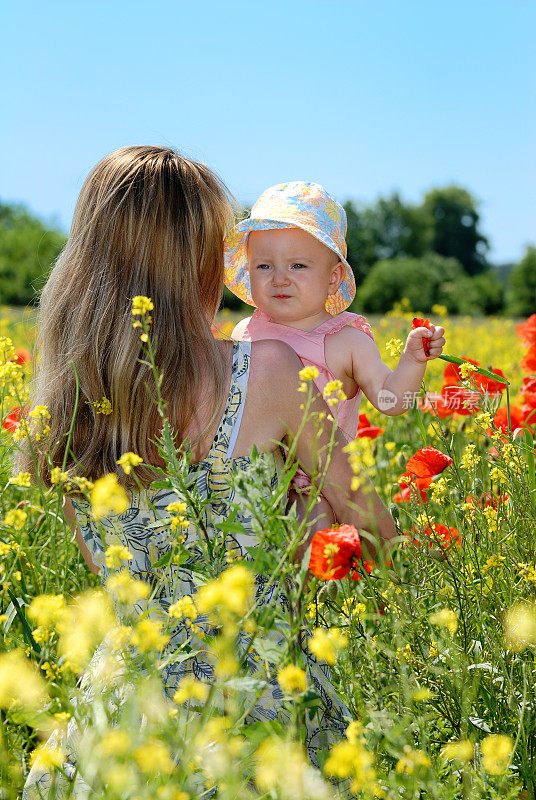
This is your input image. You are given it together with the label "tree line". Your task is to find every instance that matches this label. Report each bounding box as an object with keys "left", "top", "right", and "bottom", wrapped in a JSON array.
[{"left": 1, "top": 187, "right": 534, "bottom": 315}]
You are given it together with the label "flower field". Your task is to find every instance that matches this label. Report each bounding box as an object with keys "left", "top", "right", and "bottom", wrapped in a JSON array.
[{"left": 1, "top": 302, "right": 536, "bottom": 799}]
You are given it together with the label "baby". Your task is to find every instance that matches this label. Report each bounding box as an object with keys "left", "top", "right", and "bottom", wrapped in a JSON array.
[{"left": 224, "top": 181, "right": 445, "bottom": 532}]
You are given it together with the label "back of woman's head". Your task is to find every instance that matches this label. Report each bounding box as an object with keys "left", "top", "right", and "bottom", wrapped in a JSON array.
[{"left": 23, "top": 146, "right": 235, "bottom": 486}]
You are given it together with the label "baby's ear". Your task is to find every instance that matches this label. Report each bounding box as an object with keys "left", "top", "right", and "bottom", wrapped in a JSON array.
[{"left": 328, "top": 261, "right": 345, "bottom": 293}]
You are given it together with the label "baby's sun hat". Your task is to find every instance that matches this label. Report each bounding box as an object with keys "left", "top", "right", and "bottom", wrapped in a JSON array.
[{"left": 224, "top": 181, "right": 356, "bottom": 315}]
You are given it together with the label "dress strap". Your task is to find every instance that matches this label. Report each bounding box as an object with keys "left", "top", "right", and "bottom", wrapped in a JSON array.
[{"left": 208, "top": 340, "right": 251, "bottom": 460}]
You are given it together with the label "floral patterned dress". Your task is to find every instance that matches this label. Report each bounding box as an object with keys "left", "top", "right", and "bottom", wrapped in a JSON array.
[{"left": 23, "top": 340, "right": 349, "bottom": 799}]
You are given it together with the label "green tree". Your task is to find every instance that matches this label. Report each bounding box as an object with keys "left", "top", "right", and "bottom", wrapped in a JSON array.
[
  {"left": 506, "top": 244, "right": 536, "bottom": 316},
  {"left": 422, "top": 185, "right": 489, "bottom": 276},
  {"left": 356, "top": 253, "right": 486, "bottom": 315},
  {"left": 0, "top": 202, "right": 66, "bottom": 305},
  {"left": 345, "top": 192, "right": 431, "bottom": 281}
]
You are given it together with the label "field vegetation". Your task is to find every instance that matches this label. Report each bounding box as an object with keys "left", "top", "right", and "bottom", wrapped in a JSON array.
[{"left": 0, "top": 303, "right": 535, "bottom": 799}]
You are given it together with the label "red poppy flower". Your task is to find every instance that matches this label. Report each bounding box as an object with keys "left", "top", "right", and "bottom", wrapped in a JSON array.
[
  {"left": 12, "top": 348, "right": 32, "bottom": 366},
  {"left": 309, "top": 524, "right": 362, "bottom": 580},
  {"left": 412, "top": 317, "right": 432, "bottom": 356},
  {"left": 493, "top": 406, "right": 526, "bottom": 433},
  {"left": 423, "top": 523, "right": 461, "bottom": 549},
  {"left": 443, "top": 357, "right": 480, "bottom": 387},
  {"left": 2, "top": 406, "right": 26, "bottom": 433},
  {"left": 393, "top": 471, "right": 431, "bottom": 503},
  {"left": 356, "top": 413, "right": 384, "bottom": 439},
  {"left": 516, "top": 314, "right": 536, "bottom": 346},
  {"left": 522, "top": 405, "right": 536, "bottom": 425},
  {"left": 521, "top": 343, "right": 536, "bottom": 373},
  {"left": 440, "top": 384, "right": 481, "bottom": 415},
  {"left": 443, "top": 357, "right": 505, "bottom": 396},
  {"left": 350, "top": 560, "right": 375, "bottom": 581},
  {"left": 466, "top": 492, "right": 508, "bottom": 510},
  {"left": 405, "top": 447, "right": 453, "bottom": 479}
]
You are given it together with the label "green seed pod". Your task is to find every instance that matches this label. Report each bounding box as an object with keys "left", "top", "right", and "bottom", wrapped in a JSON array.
[
  {"left": 327, "top": 580, "right": 339, "bottom": 600},
  {"left": 473, "top": 478, "right": 484, "bottom": 496}
]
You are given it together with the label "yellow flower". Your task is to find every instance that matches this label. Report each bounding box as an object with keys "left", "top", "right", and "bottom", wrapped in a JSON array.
[
  {"left": 29, "top": 405, "right": 50, "bottom": 421},
  {"left": 481, "top": 734, "right": 513, "bottom": 775},
  {"left": 385, "top": 338, "right": 404, "bottom": 357},
  {"left": 255, "top": 738, "right": 314, "bottom": 797},
  {"left": 430, "top": 477, "right": 447, "bottom": 502},
  {"left": 197, "top": 564, "right": 254, "bottom": 619},
  {"left": 309, "top": 627, "right": 348, "bottom": 665},
  {"left": 28, "top": 594, "right": 67, "bottom": 629},
  {"left": 131, "top": 619, "right": 170, "bottom": 652},
  {"left": 116, "top": 452, "right": 143, "bottom": 475},
  {"left": 459, "top": 443, "right": 477, "bottom": 470},
  {"left": 324, "top": 738, "right": 380, "bottom": 795},
  {"left": 98, "top": 729, "right": 132, "bottom": 758},
  {"left": 133, "top": 739, "right": 173, "bottom": 774},
  {"left": 323, "top": 379, "right": 347, "bottom": 405},
  {"left": 4, "top": 508, "right": 27, "bottom": 530},
  {"left": 69, "top": 476, "right": 94, "bottom": 493},
  {"left": 0, "top": 650, "right": 48, "bottom": 709},
  {"left": 173, "top": 677, "right": 209, "bottom": 704},
  {"left": 413, "top": 687, "right": 434, "bottom": 701},
  {"left": 429, "top": 608, "right": 458, "bottom": 635},
  {"left": 104, "top": 544, "right": 133, "bottom": 570},
  {"left": 90, "top": 397, "right": 113, "bottom": 415},
  {"left": 298, "top": 366, "right": 319, "bottom": 382},
  {"left": 503, "top": 603, "right": 536, "bottom": 652},
  {"left": 277, "top": 664, "right": 307, "bottom": 693},
  {"left": 10, "top": 472, "right": 31, "bottom": 488},
  {"left": 459, "top": 362, "right": 478, "bottom": 379},
  {"left": 168, "top": 595, "right": 197, "bottom": 619},
  {"left": 166, "top": 501, "right": 187, "bottom": 515},
  {"left": 0, "top": 337, "right": 15, "bottom": 361},
  {"left": 131, "top": 296, "right": 154, "bottom": 316},
  {"left": 90, "top": 474, "right": 129, "bottom": 519},
  {"left": 428, "top": 641, "right": 439, "bottom": 659},
  {"left": 106, "top": 572, "right": 150, "bottom": 604},
  {"left": 440, "top": 739, "right": 474, "bottom": 762},
  {"left": 395, "top": 747, "right": 431, "bottom": 774},
  {"left": 50, "top": 467, "right": 68, "bottom": 485},
  {"left": 57, "top": 591, "right": 115, "bottom": 672},
  {"left": 30, "top": 743, "right": 65, "bottom": 770}
]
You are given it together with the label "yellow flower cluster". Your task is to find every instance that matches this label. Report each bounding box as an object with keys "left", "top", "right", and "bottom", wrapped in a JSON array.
[
  {"left": 385, "top": 338, "right": 404, "bottom": 357},
  {"left": 277, "top": 664, "right": 307, "bottom": 694},
  {"left": 459, "top": 361, "right": 478, "bottom": 379},
  {"left": 89, "top": 397, "right": 113, "bottom": 415},
  {"left": 0, "top": 336, "right": 15, "bottom": 362},
  {"left": 429, "top": 608, "right": 458, "bottom": 635},
  {"left": 0, "top": 650, "right": 48, "bottom": 710},
  {"left": 197, "top": 564, "right": 254, "bottom": 621},
  {"left": 323, "top": 379, "right": 347, "bottom": 406},
  {"left": 440, "top": 739, "right": 474, "bottom": 762},
  {"left": 503, "top": 603, "right": 536, "bottom": 652},
  {"left": 132, "top": 739, "right": 173, "bottom": 774},
  {"left": 173, "top": 677, "right": 209, "bottom": 704},
  {"left": 131, "top": 296, "right": 154, "bottom": 316},
  {"left": 343, "top": 437, "right": 376, "bottom": 490},
  {"left": 50, "top": 467, "right": 68, "bottom": 485},
  {"left": 459, "top": 443, "right": 477, "bottom": 471},
  {"left": 298, "top": 366, "right": 319, "bottom": 382},
  {"left": 309, "top": 627, "right": 348, "bottom": 665},
  {"left": 131, "top": 619, "right": 170, "bottom": 653},
  {"left": 4, "top": 508, "right": 27, "bottom": 531},
  {"left": 116, "top": 452, "right": 143, "bottom": 475},
  {"left": 106, "top": 572, "right": 150, "bottom": 604},
  {"left": 168, "top": 595, "right": 197, "bottom": 620},
  {"left": 104, "top": 544, "right": 133, "bottom": 570},
  {"left": 90, "top": 474, "right": 129, "bottom": 520},
  {"left": 481, "top": 733, "right": 513, "bottom": 775},
  {"left": 165, "top": 500, "right": 189, "bottom": 532},
  {"left": 324, "top": 727, "right": 380, "bottom": 796},
  {"left": 10, "top": 472, "right": 31, "bottom": 488},
  {"left": 255, "top": 738, "right": 321, "bottom": 798},
  {"left": 395, "top": 746, "right": 431, "bottom": 774}
]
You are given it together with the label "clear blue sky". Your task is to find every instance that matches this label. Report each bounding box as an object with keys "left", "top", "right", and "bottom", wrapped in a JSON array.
[{"left": 2, "top": 0, "right": 535, "bottom": 264}]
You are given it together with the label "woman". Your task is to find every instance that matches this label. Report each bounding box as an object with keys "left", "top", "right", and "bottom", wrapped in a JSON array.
[{"left": 21, "top": 146, "right": 396, "bottom": 797}]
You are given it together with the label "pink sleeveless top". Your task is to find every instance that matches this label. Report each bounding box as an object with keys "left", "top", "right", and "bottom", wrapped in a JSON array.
[{"left": 232, "top": 309, "right": 375, "bottom": 442}]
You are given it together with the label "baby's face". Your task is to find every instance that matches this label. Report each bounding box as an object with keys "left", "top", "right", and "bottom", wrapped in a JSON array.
[{"left": 247, "top": 228, "right": 343, "bottom": 326}]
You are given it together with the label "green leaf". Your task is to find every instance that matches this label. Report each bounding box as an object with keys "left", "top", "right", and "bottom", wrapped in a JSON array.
[{"left": 522, "top": 428, "right": 536, "bottom": 511}]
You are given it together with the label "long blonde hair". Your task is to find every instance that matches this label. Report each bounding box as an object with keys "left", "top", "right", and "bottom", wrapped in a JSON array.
[{"left": 22, "top": 146, "right": 235, "bottom": 486}]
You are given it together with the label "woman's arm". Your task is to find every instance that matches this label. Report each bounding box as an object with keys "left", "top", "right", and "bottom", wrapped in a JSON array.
[{"left": 63, "top": 496, "right": 100, "bottom": 575}]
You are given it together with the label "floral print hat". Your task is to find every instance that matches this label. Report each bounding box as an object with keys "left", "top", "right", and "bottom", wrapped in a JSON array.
[{"left": 224, "top": 181, "right": 356, "bottom": 315}]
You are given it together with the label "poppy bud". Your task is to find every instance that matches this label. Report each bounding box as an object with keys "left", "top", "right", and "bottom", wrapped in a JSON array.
[
  {"left": 388, "top": 503, "right": 400, "bottom": 520},
  {"left": 327, "top": 581, "right": 339, "bottom": 600},
  {"left": 472, "top": 478, "right": 484, "bottom": 495},
  {"left": 396, "top": 453, "right": 407, "bottom": 469}
]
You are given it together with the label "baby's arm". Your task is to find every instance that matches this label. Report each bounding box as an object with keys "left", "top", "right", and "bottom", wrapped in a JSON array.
[{"left": 339, "top": 324, "right": 445, "bottom": 416}]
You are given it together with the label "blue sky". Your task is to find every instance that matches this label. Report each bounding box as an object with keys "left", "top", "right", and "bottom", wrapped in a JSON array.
[{"left": 2, "top": 0, "right": 535, "bottom": 264}]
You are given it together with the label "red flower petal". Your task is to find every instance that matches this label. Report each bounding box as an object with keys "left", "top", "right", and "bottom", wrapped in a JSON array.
[
  {"left": 2, "top": 406, "right": 26, "bottom": 433},
  {"left": 356, "top": 413, "right": 384, "bottom": 439},
  {"left": 516, "top": 314, "right": 536, "bottom": 346},
  {"left": 440, "top": 384, "right": 481, "bottom": 415},
  {"left": 493, "top": 406, "right": 525, "bottom": 433},
  {"left": 309, "top": 524, "right": 362, "bottom": 581},
  {"left": 12, "top": 348, "right": 32, "bottom": 366},
  {"left": 521, "top": 343, "right": 536, "bottom": 373},
  {"left": 412, "top": 317, "right": 431, "bottom": 356},
  {"left": 405, "top": 447, "right": 453, "bottom": 479}
]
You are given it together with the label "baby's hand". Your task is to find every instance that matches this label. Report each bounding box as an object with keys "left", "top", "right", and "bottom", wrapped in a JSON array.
[{"left": 405, "top": 323, "right": 445, "bottom": 364}]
